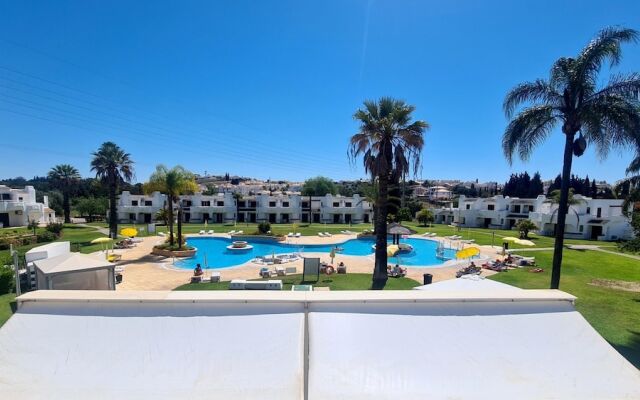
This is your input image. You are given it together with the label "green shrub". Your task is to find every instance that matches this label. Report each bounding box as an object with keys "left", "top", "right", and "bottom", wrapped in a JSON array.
[
  {"left": 45, "top": 222, "right": 64, "bottom": 236},
  {"left": 0, "top": 240, "right": 10, "bottom": 251},
  {"left": 0, "top": 265, "right": 14, "bottom": 295},
  {"left": 258, "top": 222, "right": 271, "bottom": 234},
  {"left": 37, "top": 231, "right": 57, "bottom": 243}
]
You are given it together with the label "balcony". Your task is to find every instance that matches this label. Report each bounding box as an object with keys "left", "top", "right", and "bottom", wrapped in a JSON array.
[{"left": 0, "top": 201, "right": 26, "bottom": 213}]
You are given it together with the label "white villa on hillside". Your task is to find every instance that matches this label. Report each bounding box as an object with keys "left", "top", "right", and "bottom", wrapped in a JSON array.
[
  {"left": 0, "top": 185, "right": 56, "bottom": 228},
  {"left": 433, "top": 194, "right": 633, "bottom": 241},
  {"left": 117, "top": 191, "right": 373, "bottom": 224}
]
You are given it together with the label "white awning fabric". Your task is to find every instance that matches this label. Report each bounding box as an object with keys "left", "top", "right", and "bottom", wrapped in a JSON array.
[{"left": 0, "top": 290, "right": 638, "bottom": 399}]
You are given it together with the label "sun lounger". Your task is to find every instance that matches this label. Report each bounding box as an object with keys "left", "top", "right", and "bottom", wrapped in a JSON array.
[
  {"left": 236, "top": 230, "right": 243, "bottom": 234},
  {"left": 276, "top": 266, "right": 286, "bottom": 276},
  {"left": 287, "top": 232, "right": 294, "bottom": 237},
  {"left": 337, "top": 264, "right": 347, "bottom": 274},
  {"left": 285, "top": 266, "right": 297, "bottom": 274},
  {"left": 295, "top": 232, "right": 301, "bottom": 238},
  {"left": 259, "top": 267, "right": 275, "bottom": 278},
  {"left": 461, "top": 239, "right": 475, "bottom": 244},
  {"left": 199, "top": 230, "right": 205, "bottom": 235},
  {"left": 324, "top": 232, "right": 332, "bottom": 237},
  {"left": 158, "top": 232, "right": 166, "bottom": 237},
  {"left": 317, "top": 232, "right": 325, "bottom": 237},
  {"left": 228, "top": 230, "right": 236, "bottom": 235},
  {"left": 210, "top": 271, "right": 221, "bottom": 282},
  {"left": 207, "top": 230, "right": 214, "bottom": 234}
]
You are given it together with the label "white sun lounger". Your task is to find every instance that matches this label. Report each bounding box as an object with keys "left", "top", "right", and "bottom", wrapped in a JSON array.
[
  {"left": 324, "top": 232, "right": 332, "bottom": 237},
  {"left": 236, "top": 230, "right": 244, "bottom": 234},
  {"left": 228, "top": 230, "right": 236, "bottom": 235},
  {"left": 158, "top": 232, "right": 166, "bottom": 237},
  {"left": 295, "top": 233, "right": 301, "bottom": 238},
  {"left": 317, "top": 233, "right": 325, "bottom": 237},
  {"left": 287, "top": 232, "right": 294, "bottom": 237},
  {"left": 199, "top": 230, "right": 205, "bottom": 235},
  {"left": 207, "top": 230, "right": 214, "bottom": 234}
]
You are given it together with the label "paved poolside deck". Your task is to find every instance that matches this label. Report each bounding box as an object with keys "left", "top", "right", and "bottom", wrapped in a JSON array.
[{"left": 111, "top": 234, "right": 499, "bottom": 291}]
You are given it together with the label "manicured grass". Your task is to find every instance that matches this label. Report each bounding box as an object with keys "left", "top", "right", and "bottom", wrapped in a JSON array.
[
  {"left": 489, "top": 249, "right": 640, "bottom": 368},
  {"left": 0, "top": 293, "right": 16, "bottom": 327},
  {"left": 174, "top": 273, "right": 420, "bottom": 291}
]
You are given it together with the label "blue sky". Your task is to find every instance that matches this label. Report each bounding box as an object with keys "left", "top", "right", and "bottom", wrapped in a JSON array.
[{"left": 0, "top": 0, "right": 639, "bottom": 184}]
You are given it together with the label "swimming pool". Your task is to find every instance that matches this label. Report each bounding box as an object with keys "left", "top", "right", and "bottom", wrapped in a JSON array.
[{"left": 173, "top": 236, "right": 457, "bottom": 270}]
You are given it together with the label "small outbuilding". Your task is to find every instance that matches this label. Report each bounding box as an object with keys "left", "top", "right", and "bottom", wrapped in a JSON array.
[{"left": 33, "top": 253, "right": 116, "bottom": 290}]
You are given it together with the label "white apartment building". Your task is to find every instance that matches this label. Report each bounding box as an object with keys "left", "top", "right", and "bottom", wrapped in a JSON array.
[
  {"left": 0, "top": 185, "right": 56, "bottom": 227},
  {"left": 116, "top": 192, "right": 373, "bottom": 225},
  {"left": 433, "top": 194, "right": 633, "bottom": 241}
]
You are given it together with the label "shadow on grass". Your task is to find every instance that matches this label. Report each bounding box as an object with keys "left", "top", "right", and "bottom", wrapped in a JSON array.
[{"left": 610, "top": 330, "right": 640, "bottom": 369}]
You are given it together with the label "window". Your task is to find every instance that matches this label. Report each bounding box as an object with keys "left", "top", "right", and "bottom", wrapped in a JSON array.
[
  {"left": 345, "top": 202, "right": 352, "bottom": 207},
  {"left": 238, "top": 201, "right": 245, "bottom": 207},
  {"left": 201, "top": 201, "right": 210, "bottom": 207},
  {"left": 596, "top": 208, "right": 602, "bottom": 218},
  {"left": 131, "top": 200, "right": 138, "bottom": 206},
  {"left": 217, "top": 201, "right": 224, "bottom": 206},
  {"left": 461, "top": 217, "right": 466, "bottom": 224},
  {"left": 183, "top": 200, "right": 192, "bottom": 207},
  {"left": 586, "top": 207, "right": 591, "bottom": 214},
  {"left": 282, "top": 202, "right": 289, "bottom": 207},
  {"left": 333, "top": 202, "right": 340, "bottom": 207},
  {"left": 269, "top": 201, "right": 276, "bottom": 207},
  {"left": 302, "top": 201, "right": 309, "bottom": 208},
  {"left": 250, "top": 201, "right": 257, "bottom": 207},
  {"left": 144, "top": 201, "right": 152, "bottom": 206},
  {"left": 129, "top": 213, "right": 136, "bottom": 221},
  {"left": 465, "top": 204, "right": 471, "bottom": 210},
  {"left": 487, "top": 204, "right": 495, "bottom": 211},
  {"left": 579, "top": 225, "right": 584, "bottom": 232},
  {"left": 18, "top": 197, "right": 23, "bottom": 201}
]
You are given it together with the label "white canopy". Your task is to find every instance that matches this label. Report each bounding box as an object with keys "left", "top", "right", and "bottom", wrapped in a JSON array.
[
  {"left": 33, "top": 253, "right": 115, "bottom": 290},
  {"left": 0, "top": 290, "right": 638, "bottom": 399}
]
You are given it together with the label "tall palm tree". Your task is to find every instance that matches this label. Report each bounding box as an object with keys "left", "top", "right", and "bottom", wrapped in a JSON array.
[
  {"left": 48, "top": 164, "right": 80, "bottom": 223},
  {"left": 144, "top": 165, "right": 198, "bottom": 249},
  {"left": 349, "top": 97, "right": 429, "bottom": 288},
  {"left": 619, "top": 154, "right": 640, "bottom": 214},
  {"left": 233, "top": 192, "right": 243, "bottom": 224},
  {"left": 90, "top": 142, "right": 134, "bottom": 239},
  {"left": 502, "top": 27, "right": 640, "bottom": 289}
]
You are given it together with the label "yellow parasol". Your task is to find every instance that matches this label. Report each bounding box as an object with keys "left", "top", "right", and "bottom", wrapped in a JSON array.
[
  {"left": 502, "top": 236, "right": 520, "bottom": 243},
  {"left": 91, "top": 237, "right": 113, "bottom": 244},
  {"left": 456, "top": 247, "right": 480, "bottom": 259},
  {"left": 387, "top": 245, "right": 400, "bottom": 257},
  {"left": 329, "top": 247, "right": 336, "bottom": 264},
  {"left": 515, "top": 239, "right": 535, "bottom": 246},
  {"left": 120, "top": 228, "right": 138, "bottom": 238}
]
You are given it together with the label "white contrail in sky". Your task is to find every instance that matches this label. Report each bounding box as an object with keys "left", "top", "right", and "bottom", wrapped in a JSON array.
[{"left": 358, "top": 0, "right": 374, "bottom": 95}]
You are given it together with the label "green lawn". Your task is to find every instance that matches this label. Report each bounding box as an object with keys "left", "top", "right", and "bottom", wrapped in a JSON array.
[
  {"left": 0, "top": 294, "right": 16, "bottom": 327},
  {"left": 175, "top": 273, "right": 420, "bottom": 291},
  {"left": 489, "top": 249, "right": 640, "bottom": 368}
]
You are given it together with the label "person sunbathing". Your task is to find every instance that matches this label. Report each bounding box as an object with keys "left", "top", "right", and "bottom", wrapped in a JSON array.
[{"left": 194, "top": 264, "right": 204, "bottom": 276}]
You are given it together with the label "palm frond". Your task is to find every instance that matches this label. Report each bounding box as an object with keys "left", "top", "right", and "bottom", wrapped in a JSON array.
[
  {"left": 503, "top": 79, "right": 562, "bottom": 118},
  {"left": 502, "top": 105, "right": 558, "bottom": 163},
  {"left": 575, "top": 26, "right": 638, "bottom": 83}
]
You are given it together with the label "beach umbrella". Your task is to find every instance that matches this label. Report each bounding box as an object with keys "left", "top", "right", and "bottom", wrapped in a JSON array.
[
  {"left": 456, "top": 247, "right": 480, "bottom": 259},
  {"left": 515, "top": 239, "right": 535, "bottom": 246},
  {"left": 203, "top": 253, "right": 208, "bottom": 268},
  {"left": 387, "top": 245, "right": 400, "bottom": 257},
  {"left": 91, "top": 237, "right": 113, "bottom": 253},
  {"left": 120, "top": 228, "right": 138, "bottom": 238},
  {"left": 502, "top": 236, "right": 520, "bottom": 243},
  {"left": 329, "top": 248, "right": 336, "bottom": 264}
]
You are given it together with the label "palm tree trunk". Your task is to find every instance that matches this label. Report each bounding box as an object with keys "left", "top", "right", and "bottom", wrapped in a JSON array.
[
  {"left": 177, "top": 204, "right": 183, "bottom": 250},
  {"left": 550, "top": 133, "right": 575, "bottom": 289},
  {"left": 372, "top": 173, "right": 389, "bottom": 289},
  {"left": 168, "top": 198, "right": 175, "bottom": 246},
  {"left": 63, "top": 191, "right": 71, "bottom": 224},
  {"left": 308, "top": 195, "right": 312, "bottom": 225},
  {"left": 109, "top": 175, "right": 118, "bottom": 239}
]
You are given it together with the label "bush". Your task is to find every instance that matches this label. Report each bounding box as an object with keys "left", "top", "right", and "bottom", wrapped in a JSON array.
[
  {"left": 258, "top": 222, "right": 271, "bottom": 234},
  {"left": 396, "top": 207, "right": 413, "bottom": 222},
  {"left": 0, "top": 265, "right": 14, "bottom": 295},
  {"left": 45, "top": 222, "right": 64, "bottom": 236},
  {"left": 37, "top": 231, "right": 57, "bottom": 243},
  {"left": 0, "top": 240, "right": 10, "bottom": 251}
]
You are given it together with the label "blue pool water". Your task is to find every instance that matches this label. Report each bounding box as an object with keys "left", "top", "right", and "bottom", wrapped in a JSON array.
[{"left": 174, "top": 237, "right": 457, "bottom": 269}]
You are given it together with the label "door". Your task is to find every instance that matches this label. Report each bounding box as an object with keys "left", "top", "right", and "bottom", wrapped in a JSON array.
[
  {"left": 333, "top": 214, "right": 341, "bottom": 223},
  {"left": 184, "top": 213, "right": 191, "bottom": 223},
  {"left": 0, "top": 213, "right": 9, "bottom": 227},
  {"left": 238, "top": 213, "right": 245, "bottom": 223},
  {"left": 203, "top": 213, "right": 210, "bottom": 222},
  {"left": 484, "top": 218, "right": 491, "bottom": 228},
  {"left": 301, "top": 214, "right": 309, "bottom": 223},
  {"left": 144, "top": 213, "right": 152, "bottom": 223},
  {"left": 249, "top": 213, "right": 256, "bottom": 223},
  {"left": 215, "top": 214, "right": 223, "bottom": 223},
  {"left": 363, "top": 214, "right": 369, "bottom": 224},
  {"left": 313, "top": 214, "right": 320, "bottom": 223},
  {"left": 590, "top": 225, "right": 603, "bottom": 240},
  {"left": 345, "top": 214, "right": 352, "bottom": 224},
  {"left": 281, "top": 214, "right": 289, "bottom": 223},
  {"left": 269, "top": 214, "right": 277, "bottom": 223}
]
